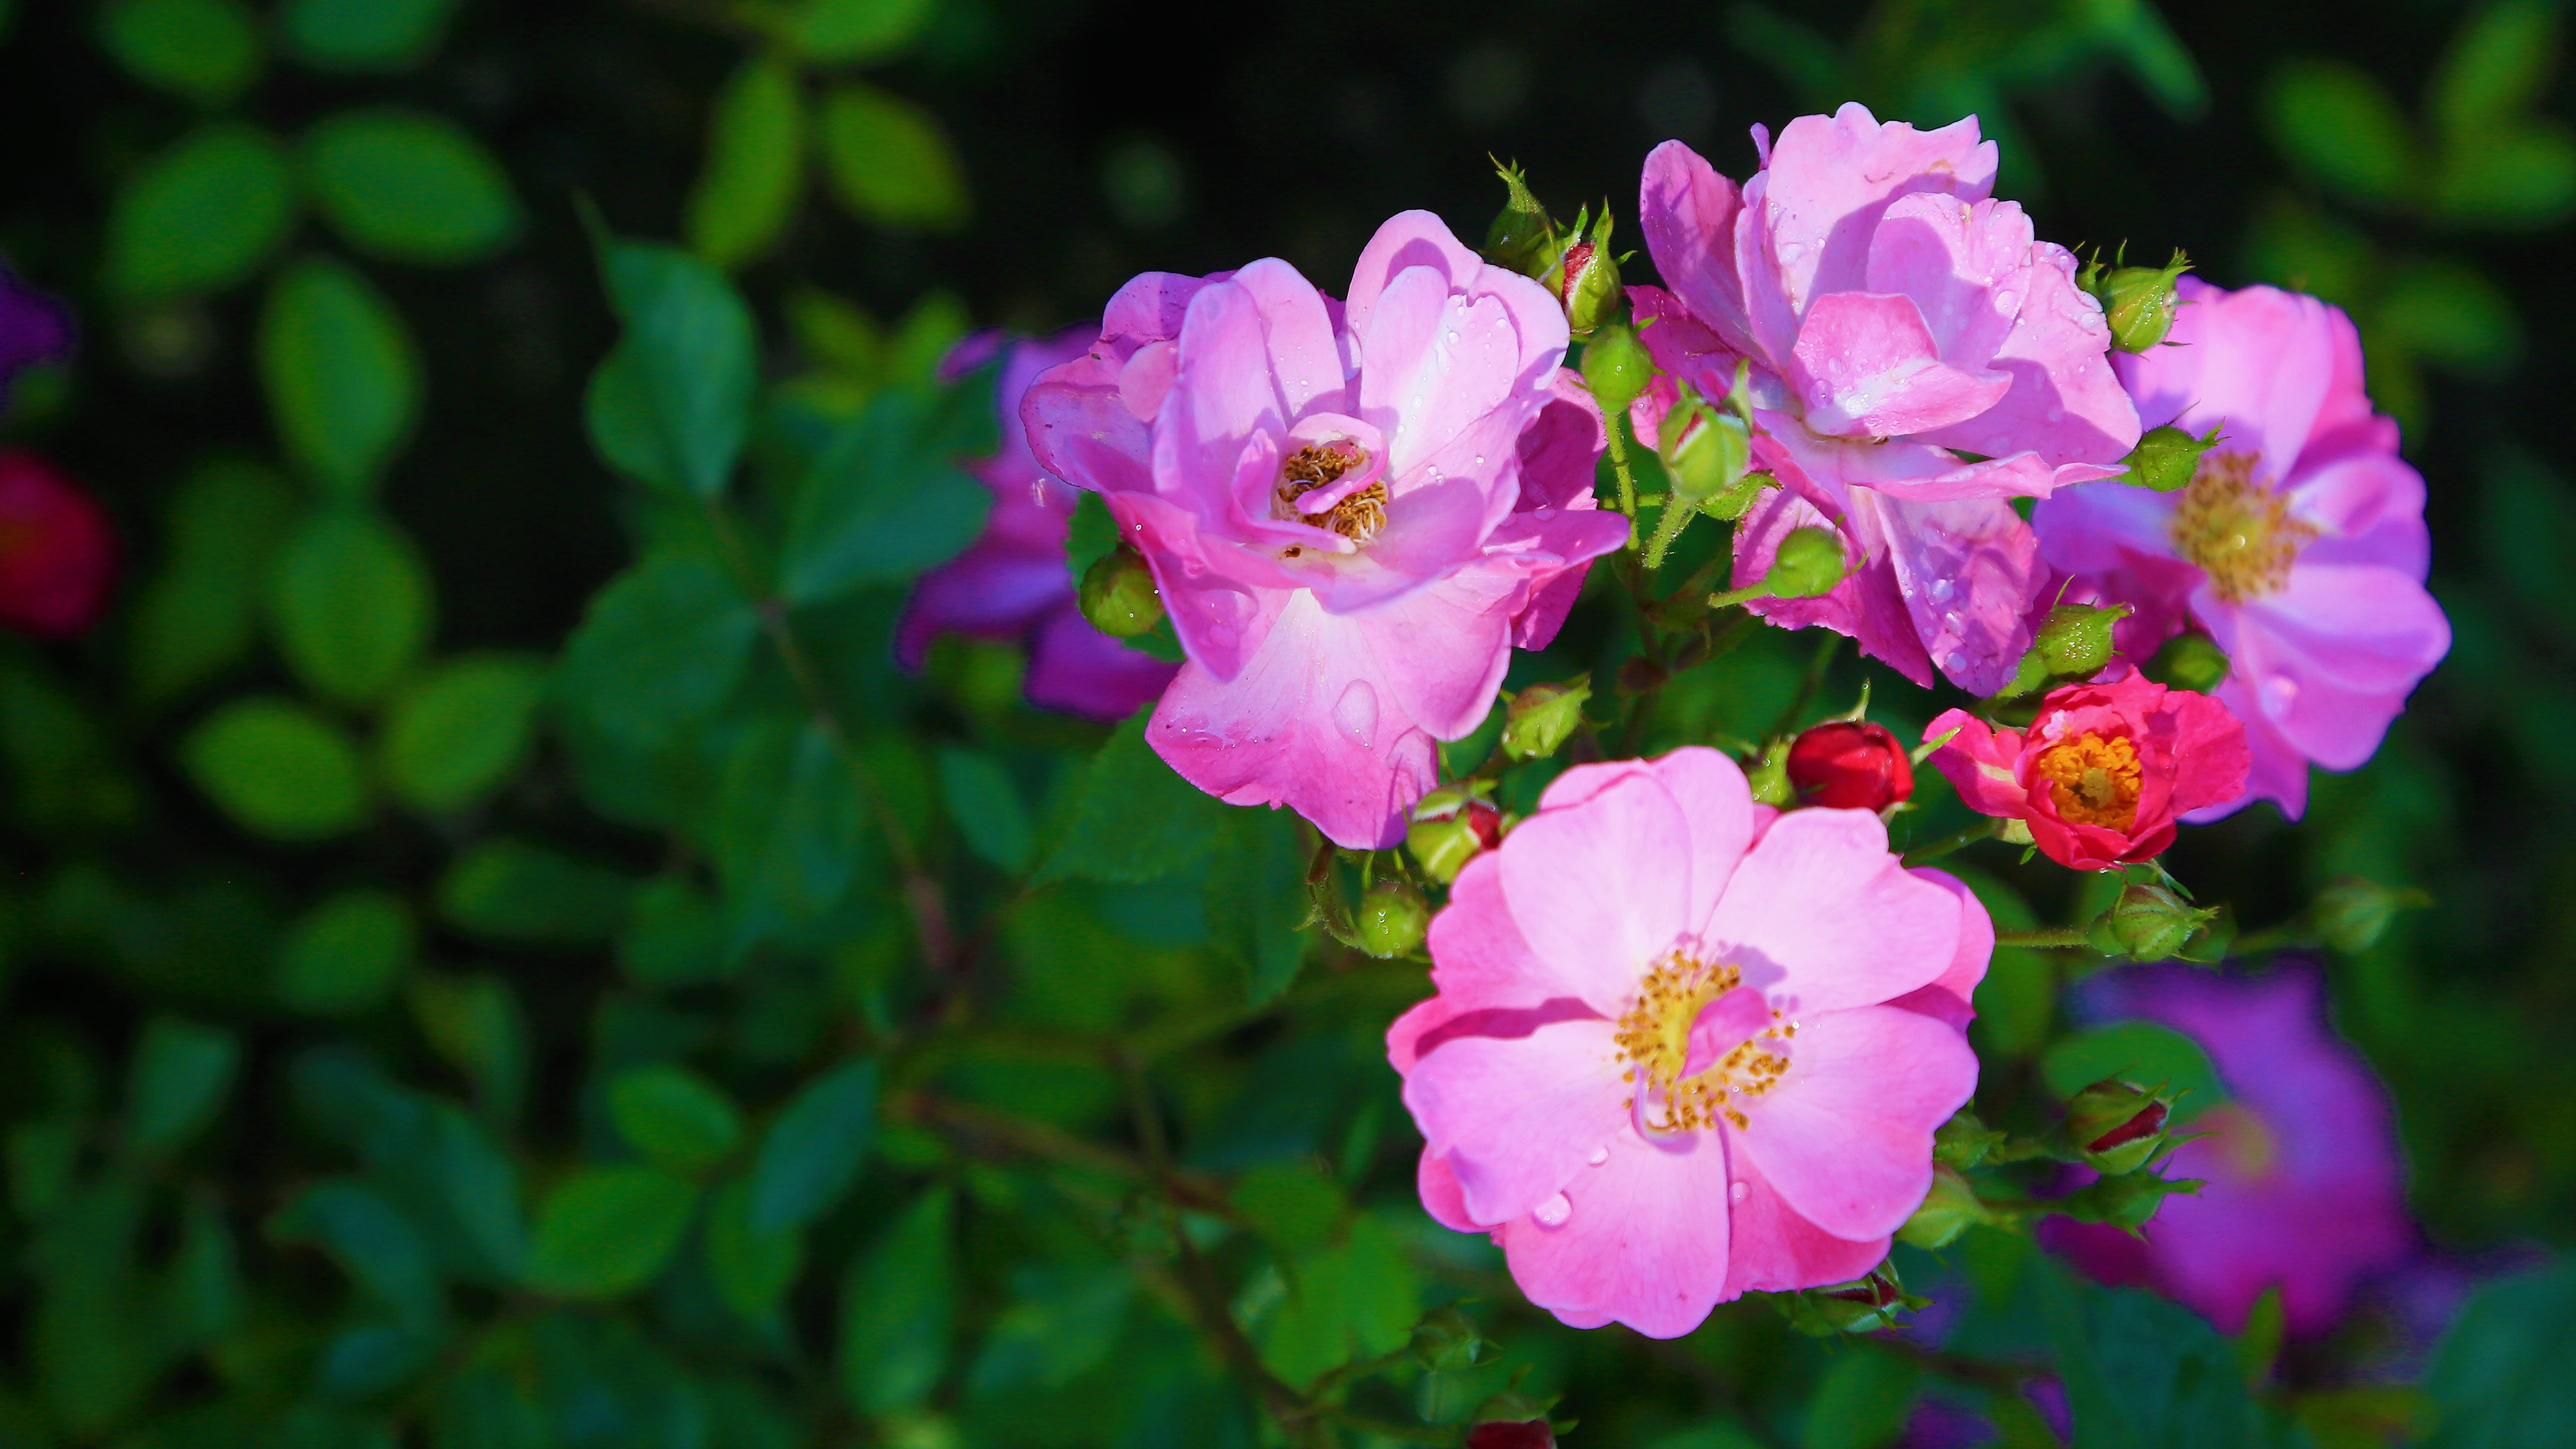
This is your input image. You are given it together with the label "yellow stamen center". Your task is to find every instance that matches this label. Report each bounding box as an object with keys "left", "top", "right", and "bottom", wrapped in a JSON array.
[
  {"left": 1609, "top": 948, "right": 1792, "bottom": 1134},
  {"left": 1275, "top": 442, "right": 1387, "bottom": 553},
  {"left": 2170, "top": 451, "right": 2315, "bottom": 604},
  {"left": 2033, "top": 731, "right": 2143, "bottom": 831}
]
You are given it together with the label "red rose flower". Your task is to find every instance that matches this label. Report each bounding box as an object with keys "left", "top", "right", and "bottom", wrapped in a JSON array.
[{"left": 1786, "top": 720, "right": 1913, "bottom": 811}]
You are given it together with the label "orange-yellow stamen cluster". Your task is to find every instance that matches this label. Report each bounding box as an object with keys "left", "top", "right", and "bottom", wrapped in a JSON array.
[
  {"left": 1610, "top": 948, "right": 1793, "bottom": 1134},
  {"left": 2034, "top": 731, "right": 2143, "bottom": 831},
  {"left": 2171, "top": 450, "right": 2316, "bottom": 604},
  {"left": 1275, "top": 442, "right": 1387, "bottom": 551}
]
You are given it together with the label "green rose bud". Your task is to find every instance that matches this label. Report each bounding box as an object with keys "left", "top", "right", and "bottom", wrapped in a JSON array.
[
  {"left": 1580, "top": 318, "right": 1654, "bottom": 416},
  {"left": 1354, "top": 880, "right": 1430, "bottom": 958},
  {"left": 1765, "top": 526, "right": 1847, "bottom": 598},
  {"left": 1744, "top": 739, "right": 1793, "bottom": 808},
  {"left": 1406, "top": 788, "right": 1501, "bottom": 885},
  {"left": 1781, "top": 1266, "right": 1915, "bottom": 1336},
  {"left": 2033, "top": 602, "right": 2131, "bottom": 678},
  {"left": 1552, "top": 207, "right": 1622, "bottom": 335},
  {"left": 1501, "top": 676, "right": 1591, "bottom": 763},
  {"left": 2145, "top": 631, "right": 2231, "bottom": 693},
  {"left": 2063, "top": 1077, "right": 2176, "bottom": 1175},
  {"left": 2085, "top": 882, "right": 2218, "bottom": 963},
  {"left": 2121, "top": 423, "right": 2222, "bottom": 492},
  {"left": 2086, "top": 248, "right": 2192, "bottom": 352},
  {"left": 2055, "top": 1165, "right": 2200, "bottom": 1233},
  {"left": 2313, "top": 877, "right": 2431, "bottom": 955},
  {"left": 1897, "top": 1165, "right": 1992, "bottom": 1250},
  {"left": 1408, "top": 1307, "right": 1482, "bottom": 1373},
  {"left": 1078, "top": 547, "right": 1163, "bottom": 638},
  {"left": 1662, "top": 405, "right": 1751, "bottom": 507},
  {"left": 1482, "top": 160, "right": 1558, "bottom": 280}
]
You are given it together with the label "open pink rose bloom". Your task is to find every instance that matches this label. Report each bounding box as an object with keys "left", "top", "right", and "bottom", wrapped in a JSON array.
[
  {"left": 1925, "top": 672, "right": 2251, "bottom": 870},
  {"left": 1635, "top": 104, "right": 2140, "bottom": 694},
  {"left": 1389, "top": 749, "right": 1988, "bottom": 1337},
  {"left": 1022, "top": 213, "right": 1629, "bottom": 847},
  {"left": 2034, "top": 279, "right": 2450, "bottom": 819},
  {"left": 897, "top": 328, "right": 1179, "bottom": 721}
]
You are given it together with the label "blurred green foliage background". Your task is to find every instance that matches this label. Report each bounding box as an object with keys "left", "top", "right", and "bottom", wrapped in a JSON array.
[{"left": 1, "top": 1, "right": 2574, "bottom": 1446}]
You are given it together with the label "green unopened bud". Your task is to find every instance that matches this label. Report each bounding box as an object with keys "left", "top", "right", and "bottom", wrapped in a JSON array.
[
  {"left": 1356, "top": 881, "right": 1430, "bottom": 959},
  {"left": 2033, "top": 602, "right": 2131, "bottom": 678},
  {"left": 1661, "top": 402, "right": 1751, "bottom": 507},
  {"left": 1501, "top": 677, "right": 1591, "bottom": 762},
  {"left": 1406, "top": 788, "right": 1501, "bottom": 885},
  {"left": 1554, "top": 208, "right": 1623, "bottom": 335},
  {"left": 2054, "top": 1165, "right": 2200, "bottom": 1233},
  {"left": 1765, "top": 527, "right": 1847, "bottom": 598},
  {"left": 2064, "top": 1077, "right": 2177, "bottom": 1175},
  {"left": 2120, "top": 423, "right": 2222, "bottom": 492},
  {"left": 2084, "top": 883, "right": 2218, "bottom": 962},
  {"left": 1078, "top": 547, "right": 1163, "bottom": 637},
  {"left": 1897, "top": 1165, "right": 1992, "bottom": 1250},
  {"left": 2144, "top": 631, "right": 2230, "bottom": 693},
  {"left": 2086, "top": 249, "right": 2192, "bottom": 352},
  {"left": 1580, "top": 319, "right": 1654, "bottom": 416},
  {"left": 1781, "top": 1266, "right": 1917, "bottom": 1336},
  {"left": 1933, "top": 1110, "right": 2007, "bottom": 1170},
  {"left": 2313, "top": 877, "right": 2431, "bottom": 955},
  {"left": 1408, "top": 1307, "right": 1481, "bottom": 1373},
  {"left": 1745, "top": 739, "right": 1792, "bottom": 807},
  {"left": 1483, "top": 161, "right": 1558, "bottom": 279}
]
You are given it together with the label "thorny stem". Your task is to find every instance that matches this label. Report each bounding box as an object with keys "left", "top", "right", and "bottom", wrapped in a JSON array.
[
  {"left": 1994, "top": 926, "right": 2097, "bottom": 949},
  {"left": 1640, "top": 492, "right": 1696, "bottom": 572},
  {"left": 1603, "top": 414, "right": 1642, "bottom": 546}
]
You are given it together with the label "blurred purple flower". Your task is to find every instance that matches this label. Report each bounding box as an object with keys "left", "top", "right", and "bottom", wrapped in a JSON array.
[
  {"left": 0, "top": 265, "right": 73, "bottom": 404},
  {"left": 2043, "top": 963, "right": 2413, "bottom": 1336},
  {"left": 896, "top": 327, "right": 1179, "bottom": 720}
]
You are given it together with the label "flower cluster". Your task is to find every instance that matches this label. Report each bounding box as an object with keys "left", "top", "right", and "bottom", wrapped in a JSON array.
[{"left": 926, "top": 99, "right": 2449, "bottom": 1340}]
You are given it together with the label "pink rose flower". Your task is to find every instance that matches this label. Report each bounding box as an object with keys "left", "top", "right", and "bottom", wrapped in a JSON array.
[
  {"left": 2043, "top": 964, "right": 2413, "bottom": 1336},
  {"left": 1634, "top": 105, "right": 2141, "bottom": 694},
  {"left": 1923, "top": 672, "right": 2250, "bottom": 871},
  {"left": 1387, "top": 747, "right": 1986, "bottom": 1338},
  {"left": 897, "top": 328, "right": 1179, "bottom": 721},
  {"left": 0, "top": 450, "right": 114, "bottom": 639},
  {"left": 1022, "top": 214, "right": 1627, "bottom": 847},
  {"left": 2033, "top": 279, "right": 2451, "bottom": 819}
]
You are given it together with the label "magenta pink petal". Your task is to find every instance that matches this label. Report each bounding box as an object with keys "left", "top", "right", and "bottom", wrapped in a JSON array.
[
  {"left": 1492, "top": 1125, "right": 1735, "bottom": 1339},
  {"left": 1644, "top": 747, "right": 1758, "bottom": 932},
  {"left": 1499, "top": 771, "right": 1693, "bottom": 1016},
  {"left": 1864, "top": 490, "right": 2045, "bottom": 695},
  {"left": 1703, "top": 809, "right": 1960, "bottom": 1014},
  {"left": 1405, "top": 1016, "right": 1628, "bottom": 1225},
  {"left": 1638, "top": 140, "right": 1751, "bottom": 352},
  {"left": 1719, "top": 1151, "right": 1890, "bottom": 1299},
  {"left": 1729, "top": 1004, "right": 1978, "bottom": 1240},
  {"left": 1416, "top": 1145, "right": 1483, "bottom": 1232},
  {"left": 1788, "top": 291, "right": 2010, "bottom": 439}
]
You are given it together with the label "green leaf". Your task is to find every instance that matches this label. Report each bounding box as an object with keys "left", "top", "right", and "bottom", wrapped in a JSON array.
[
  {"left": 2480, "top": 449, "right": 2576, "bottom": 643},
  {"left": 2430, "top": 125, "right": 2576, "bottom": 231},
  {"left": 303, "top": 106, "right": 523, "bottom": 264},
  {"left": 816, "top": 82, "right": 970, "bottom": 230},
  {"left": 97, "top": 0, "right": 263, "bottom": 107},
  {"left": 688, "top": 56, "right": 805, "bottom": 270},
  {"left": 523, "top": 1166, "right": 699, "bottom": 1298},
  {"left": 266, "top": 508, "right": 435, "bottom": 705},
  {"left": 2040, "top": 1266, "right": 2281, "bottom": 1449},
  {"left": 2263, "top": 60, "right": 2422, "bottom": 211},
  {"left": 778, "top": 384, "right": 993, "bottom": 604},
  {"left": 2040, "top": 1021, "right": 2229, "bottom": 1123},
  {"left": 0, "top": 662, "right": 141, "bottom": 833},
  {"left": 557, "top": 553, "right": 761, "bottom": 751},
  {"left": 288, "top": 1046, "right": 529, "bottom": 1281},
  {"left": 608, "top": 1064, "right": 744, "bottom": 1173},
  {"left": 1230, "top": 1161, "right": 1346, "bottom": 1256},
  {"left": 273, "top": 888, "right": 416, "bottom": 1015},
  {"left": 1802, "top": 1342, "right": 1922, "bottom": 1449},
  {"left": 837, "top": 1187, "right": 955, "bottom": 1415},
  {"left": 105, "top": 122, "right": 295, "bottom": 301},
  {"left": 706, "top": 1174, "right": 804, "bottom": 1324},
  {"left": 159, "top": 1191, "right": 244, "bottom": 1352},
  {"left": 380, "top": 653, "right": 548, "bottom": 812},
  {"left": 712, "top": 718, "right": 874, "bottom": 951},
  {"left": 965, "top": 1265, "right": 1134, "bottom": 1396},
  {"left": 587, "top": 239, "right": 757, "bottom": 499},
  {"left": 30, "top": 1179, "right": 154, "bottom": 1434},
  {"left": 260, "top": 258, "right": 423, "bottom": 495},
  {"left": 409, "top": 973, "right": 531, "bottom": 1124},
  {"left": 935, "top": 747, "right": 1034, "bottom": 873},
  {"left": 618, "top": 877, "right": 731, "bottom": 989},
  {"left": 2377, "top": 257, "right": 2521, "bottom": 373},
  {"left": 121, "top": 1017, "right": 239, "bottom": 1160},
  {"left": 1211, "top": 806, "right": 1309, "bottom": 1005},
  {"left": 129, "top": 459, "right": 298, "bottom": 706},
  {"left": 1254, "top": 1214, "right": 1421, "bottom": 1389},
  {"left": 2428, "top": 0, "right": 2562, "bottom": 144},
  {"left": 1037, "top": 712, "right": 1237, "bottom": 884},
  {"left": 180, "top": 695, "right": 370, "bottom": 840},
  {"left": 279, "top": 0, "right": 460, "bottom": 72},
  {"left": 747, "top": 1056, "right": 879, "bottom": 1232},
  {"left": 2423, "top": 1256, "right": 2576, "bottom": 1449},
  {"left": 271, "top": 1179, "right": 445, "bottom": 1324},
  {"left": 775, "top": 0, "right": 934, "bottom": 63},
  {"left": 438, "top": 839, "right": 637, "bottom": 944}
]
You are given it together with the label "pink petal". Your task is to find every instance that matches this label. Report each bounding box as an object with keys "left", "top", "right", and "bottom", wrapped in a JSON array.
[
  {"left": 1344, "top": 210, "right": 1567, "bottom": 398},
  {"left": 1230, "top": 256, "right": 1352, "bottom": 421},
  {"left": 1421, "top": 853, "right": 1617, "bottom": 1012},
  {"left": 1101, "top": 270, "right": 1214, "bottom": 352},
  {"left": 1404, "top": 1016, "right": 1629, "bottom": 1225},
  {"left": 1862, "top": 490, "right": 2045, "bottom": 696},
  {"left": 1721, "top": 1152, "right": 1890, "bottom": 1298},
  {"left": 1682, "top": 986, "right": 1776, "bottom": 1078},
  {"left": 2186, "top": 676, "right": 2312, "bottom": 822},
  {"left": 1703, "top": 808, "right": 1960, "bottom": 1014},
  {"left": 1786, "top": 292, "right": 2010, "bottom": 439},
  {"left": 1493, "top": 1124, "right": 1734, "bottom": 1338},
  {"left": 1893, "top": 867, "right": 1992, "bottom": 1026},
  {"left": 2114, "top": 279, "right": 2339, "bottom": 488},
  {"left": 1156, "top": 274, "right": 1301, "bottom": 492},
  {"left": 1923, "top": 709, "right": 2029, "bottom": 818},
  {"left": 1417, "top": 1145, "right": 1483, "bottom": 1232},
  {"left": 1021, "top": 351, "right": 1156, "bottom": 496},
  {"left": 2225, "top": 562, "right": 2449, "bottom": 771},
  {"left": 1646, "top": 747, "right": 1759, "bottom": 934},
  {"left": 1104, "top": 490, "right": 1275, "bottom": 680},
  {"left": 2288, "top": 451, "right": 2430, "bottom": 578},
  {"left": 1146, "top": 590, "right": 1435, "bottom": 849},
  {"left": 1349, "top": 562, "right": 1519, "bottom": 740},
  {"left": 1499, "top": 770, "right": 1693, "bottom": 1016},
  {"left": 1022, "top": 606, "right": 1178, "bottom": 722},
  {"left": 1358, "top": 269, "right": 1523, "bottom": 483},
  {"left": 1730, "top": 1004, "right": 1978, "bottom": 1240},
  {"left": 1638, "top": 140, "right": 1752, "bottom": 352},
  {"left": 1731, "top": 484, "right": 1936, "bottom": 688}
]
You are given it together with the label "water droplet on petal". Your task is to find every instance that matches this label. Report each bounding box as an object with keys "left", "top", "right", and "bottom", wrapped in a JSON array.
[
  {"left": 1729, "top": 1181, "right": 1749, "bottom": 1203},
  {"left": 1333, "top": 680, "right": 1379, "bottom": 749},
  {"left": 1996, "top": 290, "right": 2021, "bottom": 313},
  {"left": 1929, "top": 577, "right": 1955, "bottom": 602},
  {"left": 1533, "top": 1191, "right": 1572, "bottom": 1227},
  {"left": 1588, "top": 1145, "right": 1609, "bottom": 1167},
  {"left": 1945, "top": 651, "right": 1970, "bottom": 674},
  {"left": 2261, "top": 674, "right": 2299, "bottom": 714}
]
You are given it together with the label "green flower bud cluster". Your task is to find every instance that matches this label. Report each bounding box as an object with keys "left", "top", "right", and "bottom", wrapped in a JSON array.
[
  {"left": 2312, "top": 877, "right": 2431, "bottom": 955},
  {"left": 1479, "top": 161, "right": 1624, "bottom": 336},
  {"left": 2145, "top": 631, "right": 2231, "bottom": 693},
  {"left": 2084, "top": 881, "right": 2220, "bottom": 962},
  {"left": 1997, "top": 601, "right": 2131, "bottom": 697},
  {"left": 1501, "top": 676, "right": 1591, "bottom": 763},
  {"left": 1711, "top": 526, "right": 1845, "bottom": 609},
  {"left": 1780, "top": 1265, "right": 1922, "bottom": 1336},
  {"left": 1407, "top": 784, "right": 1503, "bottom": 885},
  {"left": 2082, "top": 247, "right": 2192, "bottom": 352},
  {"left": 2120, "top": 422, "right": 2224, "bottom": 492}
]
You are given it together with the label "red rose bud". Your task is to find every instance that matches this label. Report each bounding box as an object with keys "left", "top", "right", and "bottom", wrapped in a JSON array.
[
  {"left": 0, "top": 450, "right": 113, "bottom": 637},
  {"left": 1551, "top": 207, "right": 1621, "bottom": 335},
  {"left": 2064, "top": 1077, "right": 2177, "bottom": 1175},
  {"left": 1466, "top": 1422, "right": 1554, "bottom": 1449},
  {"left": 1407, "top": 786, "right": 1501, "bottom": 883},
  {"left": 1786, "top": 720, "right": 1913, "bottom": 811}
]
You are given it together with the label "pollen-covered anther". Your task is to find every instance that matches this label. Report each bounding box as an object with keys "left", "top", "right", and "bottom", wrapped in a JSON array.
[
  {"left": 2171, "top": 450, "right": 2316, "bottom": 604},
  {"left": 2033, "top": 731, "right": 2143, "bottom": 831},
  {"left": 1610, "top": 949, "right": 1787, "bottom": 1134},
  {"left": 1275, "top": 441, "right": 1388, "bottom": 548}
]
